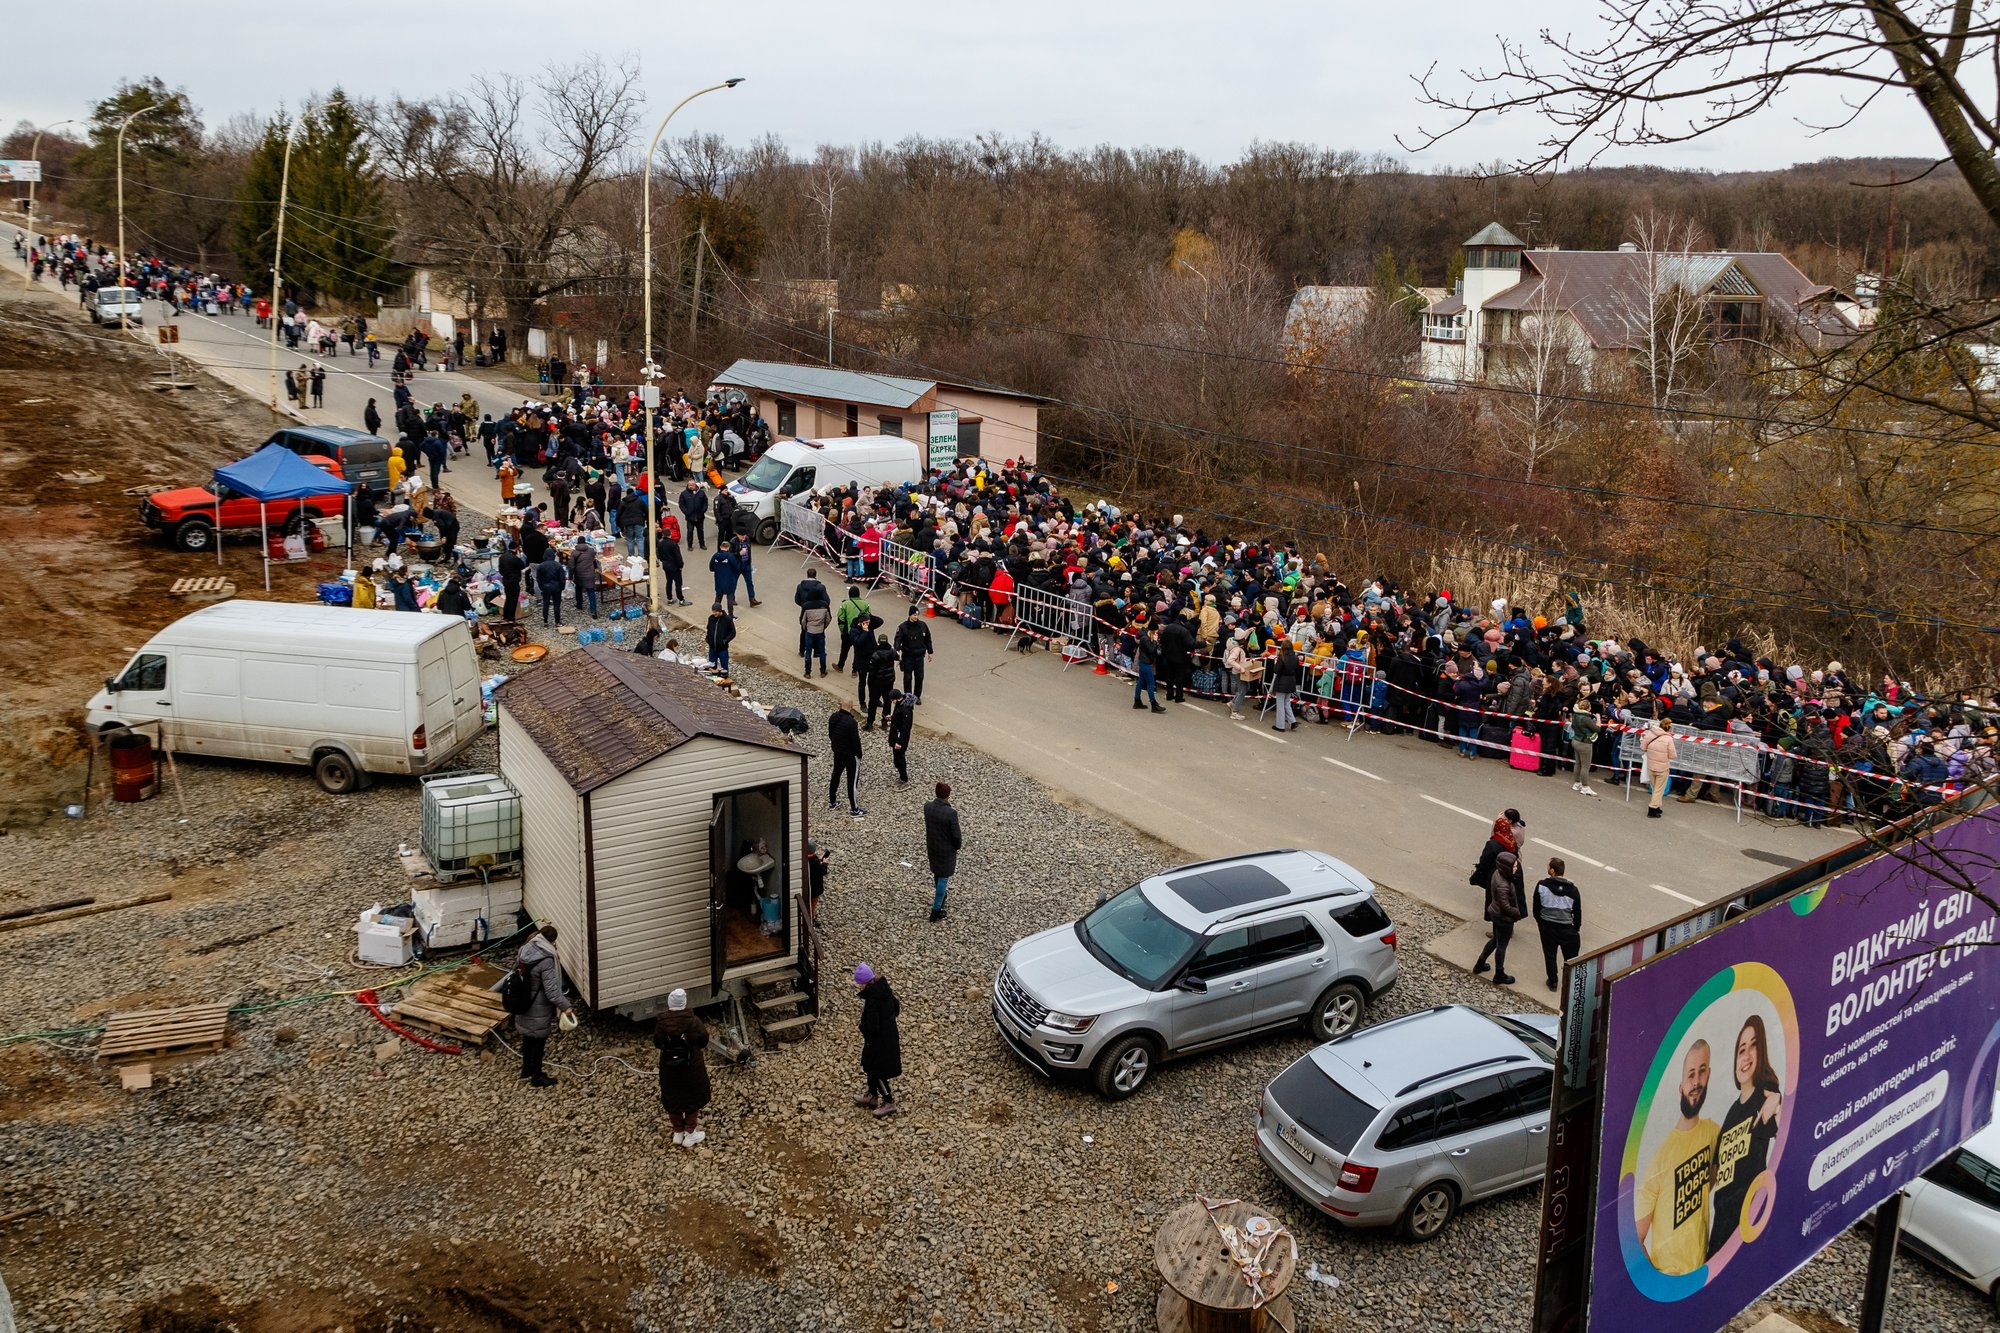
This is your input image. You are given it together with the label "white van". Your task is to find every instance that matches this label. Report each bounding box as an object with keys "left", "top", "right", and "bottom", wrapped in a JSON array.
[
  {"left": 729, "top": 435, "right": 926, "bottom": 542},
  {"left": 85, "top": 602, "right": 485, "bottom": 793}
]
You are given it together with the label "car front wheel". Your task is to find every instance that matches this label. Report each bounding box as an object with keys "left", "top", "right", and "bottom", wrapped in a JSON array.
[
  {"left": 1400, "top": 1181, "right": 1458, "bottom": 1241},
  {"left": 1306, "top": 982, "right": 1367, "bottom": 1041},
  {"left": 172, "top": 521, "right": 214, "bottom": 552},
  {"left": 1091, "top": 1035, "right": 1155, "bottom": 1100}
]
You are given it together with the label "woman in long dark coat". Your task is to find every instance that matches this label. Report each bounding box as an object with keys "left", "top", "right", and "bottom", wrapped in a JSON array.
[
  {"left": 853, "top": 963, "right": 902, "bottom": 1119},
  {"left": 654, "top": 988, "right": 712, "bottom": 1147}
]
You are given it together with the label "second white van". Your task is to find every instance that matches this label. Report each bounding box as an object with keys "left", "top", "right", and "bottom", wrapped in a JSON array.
[
  {"left": 85, "top": 601, "right": 485, "bottom": 793},
  {"left": 729, "top": 435, "right": 926, "bottom": 542}
]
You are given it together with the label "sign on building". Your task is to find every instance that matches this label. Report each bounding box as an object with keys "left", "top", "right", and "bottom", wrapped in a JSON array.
[
  {"left": 1536, "top": 807, "right": 2000, "bottom": 1333},
  {"left": 0, "top": 160, "right": 43, "bottom": 184},
  {"left": 926, "top": 408, "right": 960, "bottom": 470}
]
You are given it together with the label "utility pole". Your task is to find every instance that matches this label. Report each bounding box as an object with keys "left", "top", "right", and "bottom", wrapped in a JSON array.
[
  {"left": 688, "top": 217, "right": 707, "bottom": 345},
  {"left": 114, "top": 101, "right": 164, "bottom": 335},
  {"left": 267, "top": 114, "right": 300, "bottom": 419},
  {"left": 639, "top": 77, "right": 744, "bottom": 620},
  {"left": 21, "top": 119, "right": 77, "bottom": 288}
]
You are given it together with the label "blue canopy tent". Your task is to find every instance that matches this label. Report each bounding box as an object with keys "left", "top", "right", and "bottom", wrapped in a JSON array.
[{"left": 211, "top": 443, "right": 355, "bottom": 589}]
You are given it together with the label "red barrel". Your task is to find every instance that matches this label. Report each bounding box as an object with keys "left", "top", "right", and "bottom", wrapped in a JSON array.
[{"left": 109, "top": 732, "right": 158, "bottom": 803}]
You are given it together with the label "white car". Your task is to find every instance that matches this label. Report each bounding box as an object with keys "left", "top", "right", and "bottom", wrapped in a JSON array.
[{"left": 1900, "top": 1093, "right": 2000, "bottom": 1314}]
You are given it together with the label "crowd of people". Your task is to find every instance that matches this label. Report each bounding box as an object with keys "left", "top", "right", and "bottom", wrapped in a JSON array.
[{"left": 783, "top": 457, "right": 2000, "bottom": 829}]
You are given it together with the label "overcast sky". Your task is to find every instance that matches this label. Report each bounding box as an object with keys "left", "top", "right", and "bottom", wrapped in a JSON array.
[{"left": 1, "top": 0, "right": 1942, "bottom": 171}]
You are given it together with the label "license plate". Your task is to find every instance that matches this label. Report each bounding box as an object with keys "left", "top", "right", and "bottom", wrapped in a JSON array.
[{"left": 1277, "top": 1121, "right": 1315, "bottom": 1164}]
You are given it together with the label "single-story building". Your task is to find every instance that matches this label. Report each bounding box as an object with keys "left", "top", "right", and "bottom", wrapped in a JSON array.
[
  {"left": 496, "top": 646, "right": 812, "bottom": 1031},
  {"left": 709, "top": 358, "right": 1045, "bottom": 464}
]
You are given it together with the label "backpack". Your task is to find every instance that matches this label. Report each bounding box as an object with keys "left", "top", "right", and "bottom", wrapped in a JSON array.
[
  {"left": 499, "top": 963, "right": 536, "bottom": 1015},
  {"left": 658, "top": 1032, "right": 694, "bottom": 1069}
]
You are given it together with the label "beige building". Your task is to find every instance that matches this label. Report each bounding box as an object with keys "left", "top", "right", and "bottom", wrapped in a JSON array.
[{"left": 709, "top": 358, "right": 1045, "bottom": 463}]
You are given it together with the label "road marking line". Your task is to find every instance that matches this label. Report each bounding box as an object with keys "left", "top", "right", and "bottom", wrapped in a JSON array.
[
  {"left": 1179, "top": 701, "right": 1207, "bottom": 712},
  {"left": 1236, "top": 724, "right": 1286, "bottom": 745},
  {"left": 1420, "top": 794, "right": 1486, "bottom": 822},
  {"left": 1323, "top": 757, "right": 1384, "bottom": 782},
  {"left": 1530, "top": 837, "right": 1604, "bottom": 870},
  {"left": 1651, "top": 884, "right": 1703, "bottom": 905}
]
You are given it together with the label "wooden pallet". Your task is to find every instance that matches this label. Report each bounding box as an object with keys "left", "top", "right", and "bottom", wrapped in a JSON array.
[
  {"left": 168, "top": 576, "right": 236, "bottom": 600},
  {"left": 96, "top": 1003, "right": 231, "bottom": 1065},
  {"left": 391, "top": 971, "right": 509, "bottom": 1045},
  {"left": 123, "top": 483, "right": 179, "bottom": 496}
]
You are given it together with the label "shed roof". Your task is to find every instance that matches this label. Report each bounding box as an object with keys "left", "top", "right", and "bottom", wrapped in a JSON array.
[
  {"left": 712, "top": 359, "right": 938, "bottom": 411},
  {"left": 497, "top": 646, "right": 799, "bottom": 794}
]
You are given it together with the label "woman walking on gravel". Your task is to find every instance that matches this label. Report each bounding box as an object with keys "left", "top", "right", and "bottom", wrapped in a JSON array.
[
  {"left": 654, "top": 988, "right": 712, "bottom": 1147},
  {"left": 853, "top": 963, "right": 902, "bottom": 1118}
]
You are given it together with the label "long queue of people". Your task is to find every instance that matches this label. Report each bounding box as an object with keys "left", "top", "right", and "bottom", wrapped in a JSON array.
[{"left": 785, "top": 457, "right": 2000, "bottom": 830}]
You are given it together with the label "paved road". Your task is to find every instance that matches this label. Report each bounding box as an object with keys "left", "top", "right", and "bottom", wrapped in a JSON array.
[{"left": 15, "top": 258, "right": 1853, "bottom": 989}]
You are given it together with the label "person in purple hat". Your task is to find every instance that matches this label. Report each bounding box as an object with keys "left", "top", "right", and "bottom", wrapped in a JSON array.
[{"left": 852, "top": 963, "right": 903, "bottom": 1117}]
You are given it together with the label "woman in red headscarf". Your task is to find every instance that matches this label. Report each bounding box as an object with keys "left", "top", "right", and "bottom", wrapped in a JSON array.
[{"left": 1470, "top": 809, "right": 1527, "bottom": 983}]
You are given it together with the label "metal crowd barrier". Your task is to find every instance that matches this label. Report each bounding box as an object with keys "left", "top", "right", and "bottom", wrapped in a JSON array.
[
  {"left": 876, "top": 537, "right": 930, "bottom": 603},
  {"left": 1618, "top": 722, "right": 1763, "bottom": 822},
  {"left": 777, "top": 498, "right": 835, "bottom": 560},
  {"left": 1003, "top": 581, "right": 1094, "bottom": 651}
]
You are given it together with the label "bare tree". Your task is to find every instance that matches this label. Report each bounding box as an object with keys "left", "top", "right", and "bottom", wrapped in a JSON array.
[
  {"left": 1490, "top": 276, "right": 1591, "bottom": 480},
  {"left": 371, "top": 57, "right": 643, "bottom": 354},
  {"left": 1408, "top": 2, "right": 2000, "bottom": 233},
  {"left": 1620, "top": 210, "right": 1715, "bottom": 411}
]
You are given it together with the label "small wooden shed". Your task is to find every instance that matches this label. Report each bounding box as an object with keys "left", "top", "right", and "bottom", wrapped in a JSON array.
[{"left": 497, "top": 646, "right": 809, "bottom": 1016}]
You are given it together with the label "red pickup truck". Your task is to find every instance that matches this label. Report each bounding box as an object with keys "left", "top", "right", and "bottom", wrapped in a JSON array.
[{"left": 142, "top": 456, "right": 349, "bottom": 552}]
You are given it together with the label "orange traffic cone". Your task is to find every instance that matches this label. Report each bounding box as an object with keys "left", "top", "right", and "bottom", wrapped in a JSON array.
[
  {"left": 924, "top": 601, "right": 936, "bottom": 617},
  {"left": 1092, "top": 658, "right": 1110, "bottom": 675}
]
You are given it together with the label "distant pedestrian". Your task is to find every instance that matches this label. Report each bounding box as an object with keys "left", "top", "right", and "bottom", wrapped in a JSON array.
[
  {"left": 678, "top": 480, "right": 708, "bottom": 549},
  {"left": 653, "top": 988, "right": 712, "bottom": 1147},
  {"left": 493, "top": 924, "right": 573, "bottom": 1088},
  {"left": 828, "top": 699, "right": 865, "bottom": 817},
  {"left": 363, "top": 398, "right": 382, "bottom": 436},
  {"left": 1642, "top": 718, "right": 1678, "bottom": 818},
  {"left": 1568, "top": 691, "right": 1603, "bottom": 796},
  {"left": 864, "top": 634, "right": 898, "bottom": 730},
  {"left": 887, "top": 689, "right": 914, "bottom": 784},
  {"left": 535, "top": 550, "right": 567, "bottom": 626},
  {"left": 709, "top": 542, "right": 742, "bottom": 613},
  {"left": 308, "top": 364, "right": 326, "bottom": 407},
  {"left": 805, "top": 840, "right": 829, "bottom": 919},
  {"left": 659, "top": 535, "right": 687, "bottom": 605},
  {"left": 1471, "top": 811, "right": 1527, "bottom": 984},
  {"left": 894, "top": 605, "right": 934, "bottom": 704},
  {"left": 798, "top": 567, "right": 832, "bottom": 676},
  {"left": 836, "top": 585, "right": 871, "bottom": 673},
  {"left": 924, "top": 782, "right": 962, "bottom": 922},
  {"left": 734, "top": 534, "right": 761, "bottom": 606},
  {"left": 705, "top": 601, "right": 736, "bottom": 672},
  {"left": 570, "top": 542, "right": 600, "bottom": 618},
  {"left": 1132, "top": 623, "right": 1164, "bottom": 713},
  {"left": 1533, "top": 858, "right": 1583, "bottom": 993},
  {"left": 852, "top": 963, "right": 902, "bottom": 1118}
]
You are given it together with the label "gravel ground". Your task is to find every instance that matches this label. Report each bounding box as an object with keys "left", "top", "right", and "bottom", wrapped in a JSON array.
[{"left": 0, "top": 599, "right": 1989, "bottom": 1332}]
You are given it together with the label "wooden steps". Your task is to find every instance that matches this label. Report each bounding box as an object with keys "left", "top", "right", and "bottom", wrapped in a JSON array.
[
  {"left": 759, "top": 1013, "right": 816, "bottom": 1038},
  {"left": 752, "top": 991, "right": 806, "bottom": 1014}
]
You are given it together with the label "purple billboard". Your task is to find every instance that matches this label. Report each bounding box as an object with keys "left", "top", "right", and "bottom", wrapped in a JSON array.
[{"left": 1586, "top": 808, "right": 2000, "bottom": 1331}]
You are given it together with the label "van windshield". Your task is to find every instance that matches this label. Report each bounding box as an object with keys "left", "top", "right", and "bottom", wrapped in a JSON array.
[{"left": 739, "top": 455, "right": 791, "bottom": 493}]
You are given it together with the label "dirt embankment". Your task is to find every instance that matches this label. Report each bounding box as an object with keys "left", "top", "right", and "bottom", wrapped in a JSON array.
[{"left": 0, "top": 289, "right": 348, "bottom": 828}]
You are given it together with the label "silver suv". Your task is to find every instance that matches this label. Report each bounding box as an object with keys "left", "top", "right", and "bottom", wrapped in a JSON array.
[
  {"left": 993, "top": 849, "right": 1398, "bottom": 1100},
  {"left": 1256, "top": 1005, "right": 1558, "bottom": 1240}
]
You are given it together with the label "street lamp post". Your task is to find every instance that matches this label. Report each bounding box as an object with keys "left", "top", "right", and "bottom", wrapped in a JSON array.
[
  {"left": 267, "top": 115, "right": 301, "bottom": 418},
  {"left": 21, "top": 118, "right": 78, "bottom": 288},
  {"left": 640, "top": 77, "right": 743, "bottom": 620},
  {"left": 114, "top": 102, "right": 164, "bottom": 335}
]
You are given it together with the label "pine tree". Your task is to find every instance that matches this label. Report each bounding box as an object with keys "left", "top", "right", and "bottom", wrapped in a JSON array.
[{"left": 233, "top": 90, "right": 400, "bottom": 307}]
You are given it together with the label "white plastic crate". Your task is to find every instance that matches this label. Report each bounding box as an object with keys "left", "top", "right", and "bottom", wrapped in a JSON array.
[
  {"left": 420, "top": 772, "right": 522, "bottom": 880},
  {"left": 413, "top": 878, "right": 524, "bottom": 950}
]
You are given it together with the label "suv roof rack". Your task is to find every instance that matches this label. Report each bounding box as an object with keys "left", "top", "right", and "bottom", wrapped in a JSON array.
[
  {"left": 1211, "top": 884, "right": 1365, "bottom": 925},
  {"left": 1396, "top": 1053, "right": 1527, "bottom": 1097},
  {"left": 1154, "top": 848, "right": 1299, "bottom": 878}
]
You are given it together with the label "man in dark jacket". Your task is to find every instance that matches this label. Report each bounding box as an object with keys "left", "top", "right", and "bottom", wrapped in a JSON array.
[
  {"left": 864, "top": 635, "right": 899, "bottom": 730},
  {"left": 492, "top": 925, "right": 573, "bottom": 1088},
  {"left": 363, "top": 398, "right": 382, "bottom": 436},
  {"left": 616, "top": 492, "right": 649, "bottom": 557},
  {"left": 1158, "top": 614, "right": 1196, "bottom": 702},
  {"left": 535, "top": 550, "right": 567, "bottom": 626},
  {"left": 659, "top": 533, "right": 687, "bottom": 605},
  {"left": 893, "top": 606, "right": 934, "bottom": 704},
  {"left": 828, "top": 699, "right": 865, "bottom": 817},
  {"left": 886, "top": 688, "right": 915, "bottom": 784},
  {"left": 678, "top": 480, "right": 709, "bottom": 549},
  {"left": 498, "top": 547, "right": 526, "bottom": 622},
  {"left": 923, "top": 782, "right": 963, "bottom": 922},
  {"left": 1532, "top": 857, "right": 1583, "bottom": 992},
  {"left": 1132, "top": 624, "right": 1164, "bottom": 713},
  {"left": 853, "top": 962, "right": 901, "bottom": 1117}
]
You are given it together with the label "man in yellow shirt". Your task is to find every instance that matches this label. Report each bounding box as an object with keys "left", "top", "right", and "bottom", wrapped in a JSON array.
[{"left": 1635, "top": 1039, "right": 1721, "bottom": 1277}]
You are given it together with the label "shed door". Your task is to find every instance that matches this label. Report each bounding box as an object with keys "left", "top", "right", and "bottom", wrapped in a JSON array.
[{"left": 709, "top": 797, "right": 728, "bottom": 993}]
